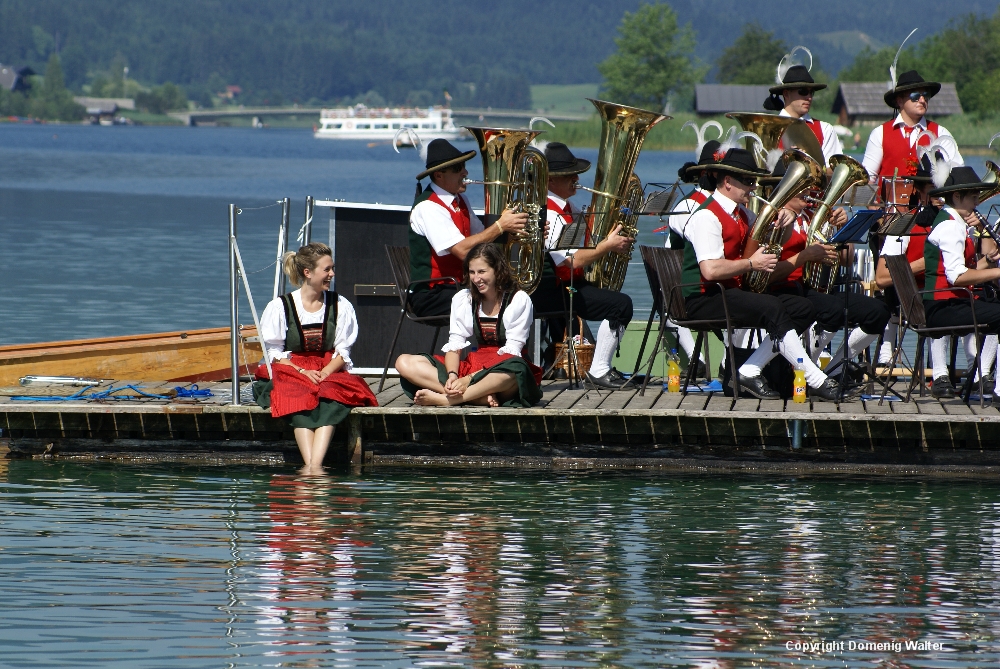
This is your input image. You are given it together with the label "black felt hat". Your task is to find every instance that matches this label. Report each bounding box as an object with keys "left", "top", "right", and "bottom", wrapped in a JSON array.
[
  {"left": 927, "top": 166, "right": 992, "bottom": 198},
  {"left": 544, "top": 142, "right": 591, "bottom": 176},
  {"left": 681, "top": 140, "right": 723, "bottom": 180},
  {"left": 911, "top": 154, "right": 934, "bottom": 184},
  {"left": 707, "top": 148, "right": 769, "bottom": 178},
  {"left": 884, "top": 70, "right": 941, "bottom": 109},
  {"left": 768, "top": 65, "right": 828, "bottom": 95},
  {"left": 759, "top": 157, "right": 789, "bottom": 185},
  {"left": 416, "top": 139, "right": 477, "bottom": 180}
]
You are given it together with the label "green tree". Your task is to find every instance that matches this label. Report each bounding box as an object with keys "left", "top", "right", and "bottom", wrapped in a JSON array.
[
  {"left": 27, "top": 54, "right": 85, "bottom": 121},
  {"left": 597, "top": 2, "right": 704, "bottom": 112},
  {"left": 716, "top": 24, "right": 788, "bottom": 85},
  {"left": 135, "top": 82, "right": 188, "bottom": 114}
]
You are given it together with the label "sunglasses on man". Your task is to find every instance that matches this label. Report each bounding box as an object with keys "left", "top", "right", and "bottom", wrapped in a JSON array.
[
  {"left": 908, "top": 90, "right": 929, "bottom": 102},
  {"left": 730, "top": 175, "right": 758, "bottom": 189},
  {"left": 794, "top": 88, "right": 814, "bottom": 97}
]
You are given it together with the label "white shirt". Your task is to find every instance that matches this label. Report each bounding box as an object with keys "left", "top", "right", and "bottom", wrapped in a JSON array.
[
  {"left": 779, "top": 108, "right": 844, "bottom": 165},
  {"left": 665, "top": 187, "right": 710, "bottom": 248},
  {"left": 681, "top": 191, "right": 754, "bottom": 262},
  {"left": 409, "top": 182, "right": 484, "bottom": 255},
  {"left": 862, "top": 114, "right": 963, "bottom": 178},
  {"left": 259, "top": 290, "right": 358, "bottom": 369},
  {"left": 442, "top": 289, "right": 533, "bottom": 357},
  {"left": 926, "top": 206, "right": 971, "bottom": 285},
  {"left": 544, "top": 191, "right": 580, "bottom": 266},
  {"left": 881, "top": 233, "right": 910, "bottom": 257}
]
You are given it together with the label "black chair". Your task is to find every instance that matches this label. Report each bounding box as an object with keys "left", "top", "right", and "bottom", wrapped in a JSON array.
[
  {"left": 882, "top": 254, "right": 986, "bottom": 405},
  {"left": 379, "top": 245, "right": 456, "bottom": 392},
  {"left": 638, "top": 245, "right": 740, "bottom": 400}
]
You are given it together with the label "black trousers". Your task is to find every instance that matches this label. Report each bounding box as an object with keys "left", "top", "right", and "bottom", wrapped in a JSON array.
[
  {"left": 925, "top": 298, "right": 1000, "bottom": 336},
  {"left": 530, "top": 277, "right": 634, "bottom": 330},
  {"left": 684, "top": 288, "right": 816, "bottom": 340},
  {"left": 408, "top": 284, "right": 458, "bottom": 318},
  {"left": 772, "top": 284, "right": 891, "bottom": 335}
]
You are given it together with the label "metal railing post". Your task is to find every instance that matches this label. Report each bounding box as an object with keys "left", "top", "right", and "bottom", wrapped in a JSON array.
[
  {"left": 302, "top": 196, "right": 314, "bottom": 246},
  {"left": 272, "top": 198, "right": 291, "bottom": 300},
  {"left": 229, "top": 204, "right": 240, "bottom": 406}
]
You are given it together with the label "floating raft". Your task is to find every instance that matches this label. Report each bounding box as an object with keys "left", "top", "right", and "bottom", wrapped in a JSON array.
[{"left": 3, "top": 377, "right": 1000, "bottom": 472}]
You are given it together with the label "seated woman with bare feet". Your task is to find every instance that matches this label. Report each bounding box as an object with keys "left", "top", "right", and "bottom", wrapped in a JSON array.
[{"left": 397, "top": 242, "right": 543, "bottom": 407}]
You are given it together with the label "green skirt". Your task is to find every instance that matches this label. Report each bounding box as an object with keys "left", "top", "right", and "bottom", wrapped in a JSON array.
[
  {"left": 253, "top": 380, "right": 351, "bottom": 429},
  {"left": 399, "top": 353, "right": 542, "bottom": 407}
]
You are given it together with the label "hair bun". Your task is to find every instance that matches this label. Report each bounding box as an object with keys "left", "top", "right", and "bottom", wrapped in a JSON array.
[{"left": 678, "top": 161, "right": 697, "bottom": 180}]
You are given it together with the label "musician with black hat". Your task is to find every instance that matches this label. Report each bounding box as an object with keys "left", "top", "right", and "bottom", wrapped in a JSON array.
[
  {"left": 862, "top": 69, "right": 963, "bottom": 182},
  {"left": 680, "top": 146, "right": 842, "bottom": 400},
  {"left": 530, "top": 142, "right": 636, "bottom": 388},
  {"left": 763, "top": 47, "right": 843, "bottom": 164},
  {"left": 408, "top": 138, "right": 529, "bottom": 318},
  {"left": 663, "top": 137, "right": 721, "bottom": 249},
  {"left": 918, "top": 166, "right": 1000, "bottom": 400}
]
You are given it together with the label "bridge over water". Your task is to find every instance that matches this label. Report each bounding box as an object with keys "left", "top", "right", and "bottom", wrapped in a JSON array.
[{"left": 167, "top": 107, "right": 590, "bottom": 126}]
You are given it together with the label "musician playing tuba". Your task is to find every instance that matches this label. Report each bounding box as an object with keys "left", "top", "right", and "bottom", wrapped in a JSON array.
[
  {"left": 529, "top": 143, "right": 636, "bottom": 388},
  {"left": 679, "top": 147, "right": 842, "bottom": 400},
  {"left": 755, "top": 161, "right": 891, "bottom": 379},
  {"left": 407, "top": 139, "right": 528, "bottom": 318}
]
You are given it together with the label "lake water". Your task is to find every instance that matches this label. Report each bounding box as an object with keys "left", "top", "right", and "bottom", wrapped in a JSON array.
[{"left": 2, "top": 459, "right": 999, "bottom": 668}]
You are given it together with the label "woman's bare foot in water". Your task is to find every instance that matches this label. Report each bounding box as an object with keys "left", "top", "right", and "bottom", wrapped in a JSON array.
[
  {"left": 413, "top": 389, "right": 451, "bottom": 406},
  {"left": 486, "top": 393, "right": 499, "bottom": 407}
]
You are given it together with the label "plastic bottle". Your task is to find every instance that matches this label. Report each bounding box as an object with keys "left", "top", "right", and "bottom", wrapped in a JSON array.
[
  {"left": 667, "top": 348, "right": 681, "bottom": 393},
  {"left": 793, "top": 358, "right": 807, "bottom": 403}
]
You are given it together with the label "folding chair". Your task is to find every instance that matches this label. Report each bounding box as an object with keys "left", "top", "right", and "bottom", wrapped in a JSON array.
[{"left": 379, "top": 245, "right": 456, "bottom": 392}]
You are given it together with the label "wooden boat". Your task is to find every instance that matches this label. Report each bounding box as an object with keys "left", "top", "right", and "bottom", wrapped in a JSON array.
[{"left": 0, "top": 326, "right": 262, "bottom": 387}]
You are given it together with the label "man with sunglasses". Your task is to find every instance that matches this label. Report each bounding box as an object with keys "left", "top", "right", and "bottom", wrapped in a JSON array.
[
  {"left": 680, "top": 147, "right": 841, "bottom": 400},
  {"left": 862, "top": 70, "right": 963, "bottom": 182},
  {"left": 408, "top": 138, "right": 528, "bottom": 318},
  {"left": 764, "top": 64, "right": 843, "bottom": 164}
]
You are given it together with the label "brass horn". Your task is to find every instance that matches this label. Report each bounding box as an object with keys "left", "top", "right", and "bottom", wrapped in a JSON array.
[
  {"left": 744, "top": 149, "right": 825, "bottom": 293},
  {"left": 583, "top": 99, "right": 669, "bottom": 291},
  {"left": 465, "top": 126, "right": 549, "bottom": 295},
  {"left": 979, "top": 160, "right": 1000, "bottom": 205},
  {"left": 802, "top": 154, "right": 869, "bottom": 293}
]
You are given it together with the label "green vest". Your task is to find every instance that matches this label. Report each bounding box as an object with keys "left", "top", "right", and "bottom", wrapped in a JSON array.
[
  {"left": 680, "top": 197, "right": 716, "bottom": 297},
  {"left": 281, "top": 291, "right": 339, "bottom": 353}
]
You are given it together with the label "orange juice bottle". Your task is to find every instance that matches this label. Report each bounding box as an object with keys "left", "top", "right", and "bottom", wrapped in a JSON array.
[
  {"left": 667, "top": 348, "right": 681, "bottom": 393},
  {"left": 793, "top": 358, "right": 807, "bottom": 403}
]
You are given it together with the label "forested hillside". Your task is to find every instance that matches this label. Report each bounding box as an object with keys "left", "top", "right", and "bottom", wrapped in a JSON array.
[{"left": 0, "top": 0, "right": 993, "bottom": 107}]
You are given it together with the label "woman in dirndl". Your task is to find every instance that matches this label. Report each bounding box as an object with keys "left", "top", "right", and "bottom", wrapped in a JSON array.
[
  {"left": 254, "top": 242, "right": 378, "bottom": 473},
  {"left": 396, "top": 242, "right": 543, "bottom": 407}
]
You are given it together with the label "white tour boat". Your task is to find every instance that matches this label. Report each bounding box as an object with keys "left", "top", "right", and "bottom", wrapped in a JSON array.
[{"left": 314, "top": 104, "right": 465, "bottom": 141}]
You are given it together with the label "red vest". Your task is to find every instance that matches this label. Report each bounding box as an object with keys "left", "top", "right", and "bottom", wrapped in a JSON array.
[
  {"left": 427, "top": 192, "right": 472, "bottom": 285},
  {"left": 549, "top": 196, "right": 587, "bottom": 283},
  {"left": 804, "top": 118, "right": 824, "bottom": 147},
  {"left": 904, "top": 221, "right": 933, "bottom": 289},
  {"left": 773, "top": 216, "right": 809, "bottom": 288},
  {"left": 925, "top": 210, "right": 976, "bottom": 301},
  {"left": 699, "top": 198, "right": 749, "bottom": 291},
  {"left": 879, "top": 119, "right": 940, "bottom": 178}
]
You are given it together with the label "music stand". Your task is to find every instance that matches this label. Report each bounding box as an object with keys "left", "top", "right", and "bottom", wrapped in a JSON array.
[
  {"left": 544, "top": 208, "right": 603, "bottom": 390},
  {"left": 823, "top": 210, "right": 898, "bottom": 401}
]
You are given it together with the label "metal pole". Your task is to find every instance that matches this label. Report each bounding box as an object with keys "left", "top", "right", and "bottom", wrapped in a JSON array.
[
  {"left": 303, "top": 195, "right": 314, "bottom": 246},
  {"left": 229, "top": 204, "right": 240, "bottom": 406},
  {"left": 272, "top": 198, "right": 291, "bottom": 301}
]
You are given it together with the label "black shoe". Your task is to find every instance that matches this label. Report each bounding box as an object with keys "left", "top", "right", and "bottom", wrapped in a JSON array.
[
  {"left": 607, "top": 367, "right": 638, "bottom": 386},
  {"left": 685, "top": 359, "right": 707, "bottom": 380},
  {"left": 728, "top": 373, "right": 780, "bottom": 400},
  {"left": 991, "top": 392, "right": 1000, "bottom": 404},
  {"left": 548, "top": 367, "right": 568, "bottom": 380},
  {"left": 931, "top": 376, "right": 956, "bottom": 399},
  {"left": 826, "top": 359, "right": 867, "bottom": 384},
  {"left": 586, "top": 370, "right": 629, "bottom": 389},
  {"left": 810, "top": 378, "right": 842, "bottom": 402}
]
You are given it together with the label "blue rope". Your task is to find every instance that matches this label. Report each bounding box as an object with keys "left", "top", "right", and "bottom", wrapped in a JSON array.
[{"left": 11, "top": 384, "right": 213, "bottom": 402}]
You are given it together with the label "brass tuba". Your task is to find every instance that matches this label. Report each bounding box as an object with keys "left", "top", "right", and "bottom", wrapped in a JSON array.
[
  {"left": 744, "top": 149, "right": 826, "bottom": 292},
  {"left": 979, "top": 160, "right": 1000, "bottom": 205},
  {"left": 465, "top": 127, "right": 549, "bottom": 295},
  {"left": 802, "top": 154, "right": 869, "bottom": 293},
  {"left": 583, "top": 99, "right": 669, "bottom": 291}
]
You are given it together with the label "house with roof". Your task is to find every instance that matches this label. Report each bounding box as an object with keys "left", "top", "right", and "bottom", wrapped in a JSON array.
[
  {"left": 0, "top": 64, "right": 35, "bottom": 93},
  {"left": 831, "top": 82, "right": 963, "bottom": 126},
  {"left": 694, "top": 84, "right": 771, "bottom": 115},
  {"left": 73, "top": 97, "right": 136, "bottom": 124}
]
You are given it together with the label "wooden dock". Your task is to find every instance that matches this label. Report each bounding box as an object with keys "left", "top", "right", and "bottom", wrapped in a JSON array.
[{"left": 4, "top": 377, "right": 1000, "bottom": 473}]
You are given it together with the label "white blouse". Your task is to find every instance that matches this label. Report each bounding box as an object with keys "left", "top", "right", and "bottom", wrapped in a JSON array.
[
  {"left": 259, "top": 290, "right": 358, "bottom": 369},
  {"left": 442, "top": 289, "right": 533, "bottom": 357}
]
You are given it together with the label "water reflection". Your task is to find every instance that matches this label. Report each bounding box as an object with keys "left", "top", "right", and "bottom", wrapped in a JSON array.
[{"left": 2, "top": 464, "right": 1000, "bottom": 668}]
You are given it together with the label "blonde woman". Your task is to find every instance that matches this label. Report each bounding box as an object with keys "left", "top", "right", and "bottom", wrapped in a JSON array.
[{"left": 254, "top": 243, "right": 377, "bottom": 472}]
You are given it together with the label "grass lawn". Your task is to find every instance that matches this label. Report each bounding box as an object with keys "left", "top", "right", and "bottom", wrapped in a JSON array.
[{"left": 530, "top": 84, "right": 600, "bottom": 115}]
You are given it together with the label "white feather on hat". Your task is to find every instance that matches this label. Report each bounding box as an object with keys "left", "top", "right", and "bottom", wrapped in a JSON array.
[
  {"left": 682, "top": 120, "right": 723, "bottom": 161},
  {"left": 529, "top": 116, "right": 555, "bottom": 151},
  {"left": 990, "top": 131, "right": 1000, "bottom": 150},
  {"left": 889, "top": 28, "right": 919, "bottom": 90},
  {"left": 718, "top": 126, "right": 764, "bottom": 164},
  {"left": 765, "top": 149, "right": 785, "bottom": 173},
  {"left": 776, "top": 45, "right": 813, "bottom": 85},
  {"left": 393, "top": 128, "right": 427, "bottom": 161},
  {"left": 916, "top": 131, "right": 959, "bottom": 189}
]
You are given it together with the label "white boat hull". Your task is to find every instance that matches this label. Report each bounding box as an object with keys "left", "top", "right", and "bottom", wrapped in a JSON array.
[{"left": 313, "top": 128, "right": 466, "bottom": 141}]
